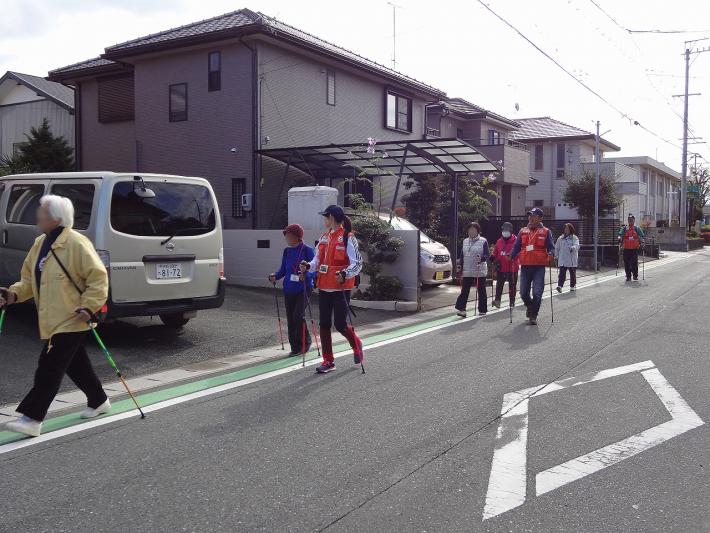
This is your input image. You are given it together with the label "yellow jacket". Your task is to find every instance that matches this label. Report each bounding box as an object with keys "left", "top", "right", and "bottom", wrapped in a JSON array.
[{"left": 10, "top": 228, "right": 108, "bottom": 341}]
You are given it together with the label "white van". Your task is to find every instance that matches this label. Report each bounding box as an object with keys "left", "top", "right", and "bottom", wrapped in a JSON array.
[{"left": 0, "top": 172, "right": 225, "bottom": 327}]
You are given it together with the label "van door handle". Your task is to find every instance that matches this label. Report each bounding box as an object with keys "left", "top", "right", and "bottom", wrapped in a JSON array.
[{"left": 2, "top": 230, "right": 7, "bottom": 245}]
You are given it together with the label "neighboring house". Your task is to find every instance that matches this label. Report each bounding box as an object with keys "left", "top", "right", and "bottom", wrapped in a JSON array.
[
  {"left": 603, "top": 156, "right": 681, "bottom": 227},
  {"left": 509, "top": 117, "right": 621, "bottom": 218},
  {"left": 426, "top": 98, "right": 529, "bottom": 216},
  {"left": 0, "top": 71, "right": 74, "bottom": 159},
  {"left": 47, "top": 8, "right": 447, "bottom": 229}
]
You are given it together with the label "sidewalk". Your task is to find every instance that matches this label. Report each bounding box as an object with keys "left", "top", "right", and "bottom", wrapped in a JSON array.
[{"left": 0, "top": 252, "right": 678, "bottom": 421}]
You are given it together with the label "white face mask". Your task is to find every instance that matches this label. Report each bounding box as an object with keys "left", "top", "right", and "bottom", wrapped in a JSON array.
[{"left": 502, "top": 231, "right": 511, "bottom": 238}]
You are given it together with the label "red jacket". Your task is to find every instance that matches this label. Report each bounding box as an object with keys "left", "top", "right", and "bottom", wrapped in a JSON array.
[{"left": 493, "top": 236, "right": 519, "bottom": 273}]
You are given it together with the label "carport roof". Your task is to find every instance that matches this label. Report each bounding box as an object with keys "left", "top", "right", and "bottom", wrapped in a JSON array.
[{"left": 257, "top": 138, "right": 500, "bottom": 180}]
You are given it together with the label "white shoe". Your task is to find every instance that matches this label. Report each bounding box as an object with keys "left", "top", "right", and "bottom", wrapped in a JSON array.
[
  {"left": 456, "top": 309, "right": 467, "bottom": 318},
  {"left": 570, "top": 286, "right": 576, "bottom": 291},
  {"left": 6, "top": 416, "right": 42, "bottom": 437},
  {"left": 80, "top": 399, "right": 111, "bottom": 419}
]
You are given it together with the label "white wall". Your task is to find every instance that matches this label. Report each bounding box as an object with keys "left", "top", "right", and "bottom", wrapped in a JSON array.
[
  {"left": 223, "top": 228, "right": 419, "bottom": 302},
  {"left": 2, "top": 84, "right": 38, "bottom": 105}
]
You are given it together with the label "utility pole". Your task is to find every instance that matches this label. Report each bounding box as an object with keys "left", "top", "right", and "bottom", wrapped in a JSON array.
[
  {"left": 676, "top": 39, "right": 709, "bottom": 230},
  {"left": 594, "top": 120, "right": 600, "bottom": 271},
  {"left": 387, "top": 2, "right": 401, "bottom": 70}
]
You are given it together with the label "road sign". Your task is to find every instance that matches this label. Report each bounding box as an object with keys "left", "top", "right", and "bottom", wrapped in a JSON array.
[{"left": 687, "top": 183, "right": 699, "bottom": 199}]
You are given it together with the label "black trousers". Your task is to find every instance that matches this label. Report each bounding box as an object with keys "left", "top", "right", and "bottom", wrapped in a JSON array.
[
  {"left": 558, "top": 267, "right": 577, "bottom": 288},
  {"left": 495, "top": 272, "right": 518, "bottom": 305},
  {"left": 318, "top": 290, "right": 351, "bottom": 333},
  {"left": 623, "top": 249, "right": 639, "bottom": 279},
  {"left": 17, "top": 331, "right": 107, "bottom": 422},
  {"left": 456, "top": 276, "right": 487, "bottom": 314},
  {"left": 284, "top": 291, "right": 311, "bottom": 353}
]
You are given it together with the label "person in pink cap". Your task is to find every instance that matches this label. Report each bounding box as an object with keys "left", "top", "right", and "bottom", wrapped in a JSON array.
[{"left": 268, "top": 224, "right": 315, "bottom": 356}]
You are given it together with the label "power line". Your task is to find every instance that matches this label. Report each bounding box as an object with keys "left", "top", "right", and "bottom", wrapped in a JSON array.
[
  {"left": 476, "top": 0, "right": 682, "bottom": 150},
  {"left": 587, "top": 0, "right": 710, "bottom": 35}
]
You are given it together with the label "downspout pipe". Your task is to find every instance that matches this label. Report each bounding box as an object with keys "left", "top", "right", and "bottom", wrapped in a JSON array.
[{"left": 240, "top": 36, "right": 259, "bottom": 229}]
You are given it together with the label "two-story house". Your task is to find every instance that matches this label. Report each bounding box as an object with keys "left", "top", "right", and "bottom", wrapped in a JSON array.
[
  {"left": 47, "top": 8, "right": 448, "bottom": 229},
  {"left": 426, "top": 98, "right": 529, "bottom": 217},
  {"left": 0, "top": 71, "right": 74, "bottom": 159},
  {"left": 509, "top": 117, "right": 621, "bottom": 218}
]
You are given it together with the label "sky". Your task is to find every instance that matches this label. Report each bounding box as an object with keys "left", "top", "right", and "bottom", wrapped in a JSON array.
[{"left": 1, "top": 0, "right": 708, "bottom": 172}]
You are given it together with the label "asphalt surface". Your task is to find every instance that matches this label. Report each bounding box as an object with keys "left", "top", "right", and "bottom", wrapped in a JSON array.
[
  {"left": 0, "top": 286, "right": 401, "bottom": 405},
  {"left": 1, "top": 252, "right": 709, "bottom": 532}
]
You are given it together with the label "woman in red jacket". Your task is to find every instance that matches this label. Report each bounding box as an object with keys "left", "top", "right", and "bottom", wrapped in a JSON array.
[
  {"left": 491, "top": 221, "right": 519, "bottom": 308},
  {"left": 301, "top": 205, "right": 363, "bottom": 374}
]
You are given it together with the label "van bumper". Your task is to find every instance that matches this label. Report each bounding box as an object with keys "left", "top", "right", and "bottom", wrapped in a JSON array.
[{"left": 106, "top": 277, "right": 226, "bottom": 318}]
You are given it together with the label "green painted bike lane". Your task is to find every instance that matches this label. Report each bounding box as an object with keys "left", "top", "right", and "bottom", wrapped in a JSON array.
[{"left": 0, "top": 311, "right": 464, "bottom": 446}]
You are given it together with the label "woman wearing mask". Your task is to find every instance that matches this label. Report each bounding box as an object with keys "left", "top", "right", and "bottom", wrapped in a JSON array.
[
  {"left": 300, "top": 205, "right": 363, "bottom": 374},
  {"left": 491, "top": 221, "right": 519, "bottom": 308},
  {"left": 555, "top": 223, "right": 580, "bottom": 292},
  {"left": 455, "top": 222, "right": 489, "bottom": 318},
  {"left": 0, "top": 195, "right": 110, "bottom": 437}
]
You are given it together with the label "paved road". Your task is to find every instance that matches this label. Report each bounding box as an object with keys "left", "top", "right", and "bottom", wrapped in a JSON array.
[
  {"left": 0, "top": 286, "right": 401, "bottom": 405},
  {"left": 1, "top": 252, "right": 709, "bottom": 532}
]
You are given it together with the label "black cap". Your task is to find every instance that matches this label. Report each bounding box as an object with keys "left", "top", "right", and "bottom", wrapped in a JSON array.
[
  {"left": 527, "top": 207, "right": 544, "bottom": 217},
  {"left": 319, "top": 204, "right": 344, "bottom": 218},
  {"left": 501, "top": 222, "right": 513, "bottom": 231},
  {"left": 628, "top": 213, "right": 635, "bottom": 219}
]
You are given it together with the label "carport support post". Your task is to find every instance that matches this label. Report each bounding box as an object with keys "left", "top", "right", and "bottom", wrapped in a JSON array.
[
  {"left": 389, "top": 147, "right": 409, "bottom": 223},
  {"left": 451, "top": 173, "right": 460, "bottom": 264}
]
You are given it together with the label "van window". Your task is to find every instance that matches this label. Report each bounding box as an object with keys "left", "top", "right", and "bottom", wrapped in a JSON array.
[
  {"left": 50, "top": 183, "right": 95, "bottom": 230},
  {"left": 110, "top": 181, "right": 216, "bottom": 237},
  {"left": 6, "top": 183, "right": 44, "bottom": 225}
]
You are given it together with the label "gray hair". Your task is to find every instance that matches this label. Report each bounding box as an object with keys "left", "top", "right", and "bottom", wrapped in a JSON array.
[{"left": 40, "top": 195, "right": 74, "bottom": 228}]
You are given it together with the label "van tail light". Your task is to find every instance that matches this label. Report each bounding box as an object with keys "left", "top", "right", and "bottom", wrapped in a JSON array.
[
  {"left": 96, "top": 249, "right": 110, "bottom": 268},
  {"left": 218, "top": 247, "right": 225, "bottom": 278}
]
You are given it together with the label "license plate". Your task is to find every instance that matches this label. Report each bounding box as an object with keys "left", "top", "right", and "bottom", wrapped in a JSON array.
[
  {"left": 156, "top": 263, "right": 183, "bottom": 279},
  {"left": 435, "top": 271, "right": 445, "bottom": 281}
]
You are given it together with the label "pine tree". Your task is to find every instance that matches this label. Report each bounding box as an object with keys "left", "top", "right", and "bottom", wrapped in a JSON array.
[{"left": 18, "top": 118, "right": 74, "bottom": 172}]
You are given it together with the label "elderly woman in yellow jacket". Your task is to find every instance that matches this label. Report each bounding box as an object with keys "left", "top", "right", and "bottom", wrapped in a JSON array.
[{"left": 0, "top": 195, "right": 110, "bottom": 437}]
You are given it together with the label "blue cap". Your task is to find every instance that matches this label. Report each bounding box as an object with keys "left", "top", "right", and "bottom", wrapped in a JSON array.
[
  {"left": 319, "top": 204, "right": 344, "bottom": 218},
  {"left": 527, "top": 207, "right": 544, "bottom": 217}
]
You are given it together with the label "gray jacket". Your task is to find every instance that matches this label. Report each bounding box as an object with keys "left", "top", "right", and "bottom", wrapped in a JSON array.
[
  {"left": 461, "top": 236, "right": 489, "bottom": 277},
  {"left": 555, "top": 234, "right": 580, "bottom": 268}
]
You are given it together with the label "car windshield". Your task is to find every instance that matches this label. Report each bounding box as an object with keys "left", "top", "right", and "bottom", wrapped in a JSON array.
[
  {"left": 385, "top": 216, "right": 433, "bottom": 243},
  {"left": 110, "top": 180, "right": 216, "bottom": 237}
]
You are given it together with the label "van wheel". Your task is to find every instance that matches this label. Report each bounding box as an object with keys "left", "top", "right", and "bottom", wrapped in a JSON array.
[{"left": 160, "top": 313, "right": 190, "bottom": 328}]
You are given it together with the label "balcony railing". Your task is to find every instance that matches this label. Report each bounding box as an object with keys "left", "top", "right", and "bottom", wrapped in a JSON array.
[{"left": 464, "top": 136, "right": 530, "bottom": 152}]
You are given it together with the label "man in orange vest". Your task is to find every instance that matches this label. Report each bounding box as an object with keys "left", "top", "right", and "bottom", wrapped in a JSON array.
[
  {"left": 511, "top": 208, "right": 555, "bottom": 325},
  {"left": 618, "top": 213, "right": 645, "bottom": 282}
]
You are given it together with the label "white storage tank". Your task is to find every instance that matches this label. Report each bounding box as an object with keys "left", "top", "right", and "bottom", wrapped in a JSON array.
[{"left": 288, "top": 186, "right": 338, "bottom": 230}]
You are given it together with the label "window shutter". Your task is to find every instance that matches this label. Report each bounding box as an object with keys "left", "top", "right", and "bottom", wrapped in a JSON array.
[{"left": 98, "top": 74, "right": 135, "bottom": 123}]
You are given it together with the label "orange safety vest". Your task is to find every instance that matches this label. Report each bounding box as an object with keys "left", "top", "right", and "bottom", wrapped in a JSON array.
[
  {"left": 518, "top": 226, "right": 551, "bottom": 266},
  {"left": 316, "top": 227, "right": 356, "bottom": 291},
  {"left": 622, "top": 226, "right": 641, "bottom": 250}
]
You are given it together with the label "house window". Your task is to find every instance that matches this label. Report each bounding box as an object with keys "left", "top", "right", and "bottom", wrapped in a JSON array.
[
  {"left": 456, "top": 128, "right": 464, "bottom": 140},
  {"left": 326, "top": 69, "right": 336, "bottom": 106},
  {"left": 169, "top": 83, "right": 188, "bottom": 122},
  {"left": 98, "top": 73, "right": 135, "bottom": 123},
  {"left": 488, "top": 129, "right": 501, "bottom": 145},
  {"left": 534, "top": 145, "right": 543, "bottom": 171},
  {"left": 12, "top": 142, "right": 27, "bottom": 155},
  {"left": 208, "top": 52, "right": 221, "bottom": 92},
  {"left": 556, "top": 143, "right": 566, "bottom": 178},
  {"left": 533, "top": 200, "right": 544, "bottom": 207},
  {"left": 641, "top": 170, "right": 648, "bottom": 183},
  {"left": 232, "top": 178, "right": 246, "bottom": 217},
  {"left": 385, "top": 89, "right": 412, "bottom": 132}
]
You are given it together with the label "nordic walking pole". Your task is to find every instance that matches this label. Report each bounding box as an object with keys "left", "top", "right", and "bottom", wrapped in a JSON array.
[
  {"left": 301, "top": 280, "right": 308, "bottom": 368},
  {"left": 305, "top": 290, "right": 321, "bottom": 361},
  {"left": 0, "top": 307, "right": 5, "bottom": 336},
  {"left": 340, "top": 286, "right": 364, "bottom": 374},
  {"left": 89, "top": 323, "right": 145, "bottom": 419},
  {"left": 549, "top": 260, "right": 554, "bottom": 324},
  {"left": 272, "top": 281, "right": 285, "bottom": 350},
  {"left": 642, "top": 241, "right": 645, "bottom": 281}
]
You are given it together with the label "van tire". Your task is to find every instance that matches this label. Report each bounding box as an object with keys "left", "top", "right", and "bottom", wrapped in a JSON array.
[{"left": 159, "top": 313, "right": 190, "bottom": 328}]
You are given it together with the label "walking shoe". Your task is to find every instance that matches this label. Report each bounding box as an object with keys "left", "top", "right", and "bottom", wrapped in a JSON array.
[
  {"left": 556, "top": 286, "right": 562, "bottom": 293},
  {"left": 456, "top": 309, "right": 467, "bottom": 318},
  {"left": 479, "top": 312, "right": 487, "bottom": 316},
  {"left": 625, "top": 278, "right": 631, "bottom": 282},
  {"left": 288, "top": 350, "right": 300, "bottom": 357},
  {"left": 525, "top": 305, "right": 532, "bottom": 318},
  {"left": 315, "top": 361, "right": 336, "bottom": 374},
  {"left": 6, "top": 416, "right": 42, "bottom": 437},
  {"left": 529, "top": 315, "right": 538, "bottom": 325},
  {"left": 570, "top": 286, "right": 576, "bottom": 291},
  {"left": 492, "top": 300, "right": 501, "bottom": 309},
  {"left": 633, "top": 277, "right": 638, "bottom": 281},
  {"left": 80, "top": 399, "right": 111, "bottom": 419}
]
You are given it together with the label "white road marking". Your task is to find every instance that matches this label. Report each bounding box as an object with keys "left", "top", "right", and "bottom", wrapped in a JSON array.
[
  {"left": 0, "top": 253, "right": 690, "bottom": 456},
  {"left": 483, "top": 361, "right": 704, "bottom": 520}
]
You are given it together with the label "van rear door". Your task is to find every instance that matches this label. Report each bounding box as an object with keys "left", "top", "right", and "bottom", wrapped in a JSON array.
[{"left": 105, "top": 177, "right": 221, "bottom": 304}]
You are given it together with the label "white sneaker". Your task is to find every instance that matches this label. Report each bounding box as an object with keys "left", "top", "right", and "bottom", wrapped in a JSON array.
[
  {"left": 80, "top": 399, "right": 111, "bottom": 419},
  {"left": 6, "top": 416, "right": 42, "bottom": 437},
  {"left": 570, "top": 286, "right": 576, "bottom": 291},
  {"left": 456, "top": 309, "right": 467, "bottom": 318}
]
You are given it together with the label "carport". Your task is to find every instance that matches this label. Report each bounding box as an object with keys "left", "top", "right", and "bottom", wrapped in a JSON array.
[{"left": 258, "top": 138, "right": 500, "bottom": 260}]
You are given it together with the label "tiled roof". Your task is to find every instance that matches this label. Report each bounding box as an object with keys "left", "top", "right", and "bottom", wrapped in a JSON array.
[
  {"left": 443, "top": 97, "right": 519, "bottom": 127},
  {"left": 509, "top": 117, "right": 592, "bottom": 140},
  {"left": 48, "top": 57, "right": 118, "bottom": 77},
  {"left": 1, "top": 71, "right": 74, "bottom": 110},
  {"left": 99, "top": 8, "right": 442, "bottom": 95}
]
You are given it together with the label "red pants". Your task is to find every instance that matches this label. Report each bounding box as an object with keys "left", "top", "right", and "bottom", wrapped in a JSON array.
[{"left": 318, "top": 290, "right": 362, "bottom": 363}]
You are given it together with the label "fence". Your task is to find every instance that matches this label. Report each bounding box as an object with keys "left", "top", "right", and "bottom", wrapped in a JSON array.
[{"left": 480, "top": 216, "right": 620, "bottom": 245}]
